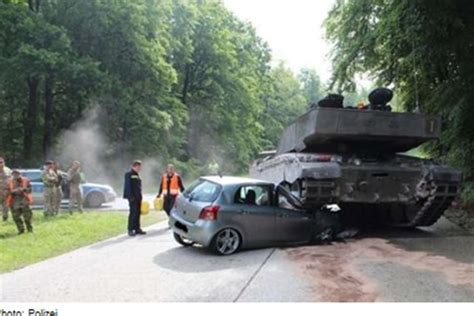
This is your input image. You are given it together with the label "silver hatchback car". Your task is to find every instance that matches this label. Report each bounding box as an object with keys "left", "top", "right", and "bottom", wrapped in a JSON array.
[{"left": 169, "top": 176, "right": 317, "bottom": 255}]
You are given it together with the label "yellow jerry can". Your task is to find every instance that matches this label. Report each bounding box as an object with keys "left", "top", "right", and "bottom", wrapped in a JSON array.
[
  {"left": 154, "top": 196, "right": 164, "bottom": 211},
  {"left": 141, "top": 201, "right": 150, "bottom": 215}
]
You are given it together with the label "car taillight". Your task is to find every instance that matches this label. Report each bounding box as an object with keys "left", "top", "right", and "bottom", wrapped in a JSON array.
[{"left": 199, "top": 205, "right": 220, "bottom": 221}]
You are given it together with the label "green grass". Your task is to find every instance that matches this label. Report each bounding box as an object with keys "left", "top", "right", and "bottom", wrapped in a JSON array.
[{"left": 0, "top": 210, "right": 166, "bottom": 273}]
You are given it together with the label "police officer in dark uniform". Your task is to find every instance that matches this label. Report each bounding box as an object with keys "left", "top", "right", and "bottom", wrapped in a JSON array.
[{"left": 123, "top": 160, "right": 146, "bottom": 236}]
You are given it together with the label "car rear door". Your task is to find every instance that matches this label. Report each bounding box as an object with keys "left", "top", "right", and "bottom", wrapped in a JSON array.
[
  {"left": 232, "top": 184, "right": 277, "bottom": 246},
  {"left": 274, "top": 186, "right": 313, "bottom": 243}
]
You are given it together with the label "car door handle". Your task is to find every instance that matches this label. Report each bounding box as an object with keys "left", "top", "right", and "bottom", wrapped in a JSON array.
[{"left": 277, "top": 213, "right": 288, "bottom": 218}]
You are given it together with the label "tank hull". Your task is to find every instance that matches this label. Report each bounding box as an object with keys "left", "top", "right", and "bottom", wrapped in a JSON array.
[{"left": 250, "top": 153, "right": 461, "bottom": 227}]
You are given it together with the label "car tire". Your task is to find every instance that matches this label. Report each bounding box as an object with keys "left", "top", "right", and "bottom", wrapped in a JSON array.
[
  {"left": 85, "top": 192, "right": 104, "bottom": 208},
  {"left": 173, "top": 233, "right": 195, "bottom": 247},
  {"left": 210, "top": 228, "right": 242, "bottom": 256}
]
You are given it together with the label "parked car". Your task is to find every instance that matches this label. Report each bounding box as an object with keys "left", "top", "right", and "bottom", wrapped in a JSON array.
[
  {"left": 170, "top": 176, "right": 321, "bottom": 255},
  {"left": 20, "top": 169, "right": 117, "bottom": 208}
]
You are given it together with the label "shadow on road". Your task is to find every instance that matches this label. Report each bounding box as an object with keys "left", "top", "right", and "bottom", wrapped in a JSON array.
[{"left": 153, "top": 246, "right": 270, "bottom": 273}]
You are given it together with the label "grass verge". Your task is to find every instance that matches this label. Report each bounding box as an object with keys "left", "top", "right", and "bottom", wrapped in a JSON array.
[{"left": 0, "top": 210, "right": 166, "bottom": 273}]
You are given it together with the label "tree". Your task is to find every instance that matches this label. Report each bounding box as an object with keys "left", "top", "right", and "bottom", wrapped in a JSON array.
[
  {"left": 298, "top": 68, "right": 323, "bottom": 104},
  {"left": 0, "top": 0, "right": 321, "bottom": 179},
  {"left": 41, "top": 0, "right": 178, "bottom": 161},
  {"left": 167, "top": 0, "right": 271, "bottom": 172},
  {"left": 260, "top": 63, "right": 308, "bottom": 148}
]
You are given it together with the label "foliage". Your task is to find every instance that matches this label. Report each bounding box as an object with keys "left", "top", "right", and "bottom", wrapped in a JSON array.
[
  {"left": 0, "top": 0, "right": 318, "bottom": 176},
  {"left": 260, "top": 63, "right": 308, "bottom": 147},
  {"left": 298, "top": 67, "right": 323, "bottom": 104}
]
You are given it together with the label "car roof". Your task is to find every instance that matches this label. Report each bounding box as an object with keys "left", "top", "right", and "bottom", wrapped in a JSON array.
[
  {"left": 18, "top": 169, "right": 42, "bottom": 173},
  {"left": 201, "top": 176, "right": 271, "bottom": 186}
]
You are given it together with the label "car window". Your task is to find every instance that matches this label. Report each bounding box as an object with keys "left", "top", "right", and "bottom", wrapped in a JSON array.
[
  {"left": 277, "top": 186, "right": 303, "bottom": 210},
  {"left": 185, "top": 179, "right": 221, "bottom": 203},
  {"left": 234, "top": 185, "right": 271, "bottom": 206},
  {"left": 21, "top": 171, "right": 42, "bottom": 182},
  {"left": 183, "top": 179, "right": 201, "bottom": 197},
  {"left": 278, "top": 193, "right": 296, "bottom": 210}
]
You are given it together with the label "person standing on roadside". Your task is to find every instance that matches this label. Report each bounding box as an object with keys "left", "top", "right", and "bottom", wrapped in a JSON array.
[
  {"left": 52, "top": 161, "right": 66, "bottom": 215},
  {"left": 6, "top": 169, "right": 33, "bottom": 234},
  {"left": 123, "top": 160, "right": 146, "bottom": 237},
  {"left": 0, "top": 157, "right": 12, "bottom": 221},
  {"left": 42, "top": 160, "right": 58, "bottom": 217},
  {"left": 67, "top": 161, "right": 84, "bottom": 214},
  {"left": 157, "top": 164, "right": 185, "bottom": 216}
]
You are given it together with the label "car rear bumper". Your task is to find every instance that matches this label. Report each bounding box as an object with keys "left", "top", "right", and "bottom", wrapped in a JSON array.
[{"left": 169, "top": 211, "right": 221, "bottom": 247}]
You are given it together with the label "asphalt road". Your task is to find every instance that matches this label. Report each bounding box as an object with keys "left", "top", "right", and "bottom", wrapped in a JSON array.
[
  {"left": 99, "top": 194, "right": 156, "bottom": 211},
  {"left": 0, "top": 217, "right": 473, "bottom": 302}
]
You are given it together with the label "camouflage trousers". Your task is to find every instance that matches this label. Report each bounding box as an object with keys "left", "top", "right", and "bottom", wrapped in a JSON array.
[
  {"left": 12, "top": 205, "right": 33, "bottom": 233},
  {"left": 69, "top": 185, "right": 83, "bottom": 213},
  {"left": 0, "top": 196, "right": 9, "bottom": 221},
  {"left": 53, "top": 186, "right": 63, "bottom": 214},
  {"left": 43, "top": 186, "right": 56, "bottom": 217}
]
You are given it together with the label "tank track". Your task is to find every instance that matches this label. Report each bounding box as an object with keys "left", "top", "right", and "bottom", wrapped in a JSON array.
[
  {"left": 405, "top": 179, "right": 459, "bottom": 227},
  {"left": 301, "top": 178, "right": 460, "bottom": 227}
]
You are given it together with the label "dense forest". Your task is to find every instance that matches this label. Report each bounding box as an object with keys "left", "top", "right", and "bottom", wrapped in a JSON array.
[
  {"left": 325, "top": 0, "right": 474, "bottom": 203},
  {"left": 0, "top": 0, "right": 322, "bottom": 178}
]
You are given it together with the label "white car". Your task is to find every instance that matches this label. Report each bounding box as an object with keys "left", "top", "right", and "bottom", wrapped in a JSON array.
[{"left": 20, "top": 169, "right": 117, "bottom": 208}]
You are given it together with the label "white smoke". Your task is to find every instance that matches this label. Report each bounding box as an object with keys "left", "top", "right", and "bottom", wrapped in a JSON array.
[{"left": 52, "top": 106, "right": 166, "bottom": 193}]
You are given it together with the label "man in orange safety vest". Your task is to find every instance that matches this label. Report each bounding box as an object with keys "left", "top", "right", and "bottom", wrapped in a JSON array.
[{"left": 157, "top": 164, "right": 185, "bottom": 216}]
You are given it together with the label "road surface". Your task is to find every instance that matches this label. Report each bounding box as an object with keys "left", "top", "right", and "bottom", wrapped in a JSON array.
[
  {"left": 99, "top": 194, "right": 156, "bottom": 211},
  {"left": 0, "top": 217, "right": 473, "bottom": 302}
]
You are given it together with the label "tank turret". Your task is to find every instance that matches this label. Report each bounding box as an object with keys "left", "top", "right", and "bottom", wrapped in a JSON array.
[{"left": 277, "top": 105, "right": 441, "bottom": 154}]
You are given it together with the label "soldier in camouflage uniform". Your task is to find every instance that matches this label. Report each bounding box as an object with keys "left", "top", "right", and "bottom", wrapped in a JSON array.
[
  {"left": 42, "top": 160, "right": 58, "bottom": 217},
  {"left": 7, "top": 169, "right": 33, "bottom": 234},
  {"left": 52, "top": 161, "right": 66, "bottom": 215},
  {"left": 0, "top": 157, "right": 12, "bottom": 221},
  {"left": 67, "top": 161, "right": 83, "bottom": 214}
]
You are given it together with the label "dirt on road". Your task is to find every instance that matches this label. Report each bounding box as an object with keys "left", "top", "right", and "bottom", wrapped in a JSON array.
[{"left": 286, "top": 238, "right": 474, "bottom": 302}]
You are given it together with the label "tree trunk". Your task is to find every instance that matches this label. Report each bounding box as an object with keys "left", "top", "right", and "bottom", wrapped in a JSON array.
[
  {"left": 24, "top": 76, "right": 40, "bottom": 165},
  {"left": 43, "top": 73, "right": 54, "bottom": 159},
  {"left": 28, "top": 0, "right": 41, "bottom": 12},
  {"left": 181, "top": 63, "right": 191, "bottom": 104}
]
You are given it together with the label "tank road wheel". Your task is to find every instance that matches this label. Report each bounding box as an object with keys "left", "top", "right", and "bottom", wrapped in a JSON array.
[
  {"left": 173, "top": 233, "right": 195, "bottom": 247},
  {"left": 210, "top": 228, "right": 241, "bottom": 256}
]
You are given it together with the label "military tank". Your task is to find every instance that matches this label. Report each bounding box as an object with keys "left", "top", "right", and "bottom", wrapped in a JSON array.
[{"left": 250, "top": 88, "right": 461, "bottom": 227}]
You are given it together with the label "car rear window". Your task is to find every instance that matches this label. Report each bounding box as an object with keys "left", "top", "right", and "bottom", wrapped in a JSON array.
[{"left": 183, "top": 179, "right": 221, "bottom": 203}]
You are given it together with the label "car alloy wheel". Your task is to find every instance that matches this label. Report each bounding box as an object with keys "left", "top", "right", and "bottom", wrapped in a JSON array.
[
  {"left": 173, "top": 232, "right": 195, "bottom": 247},
  {"left": 213, "top": 228, "right": 241, "bottom": 255}
]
